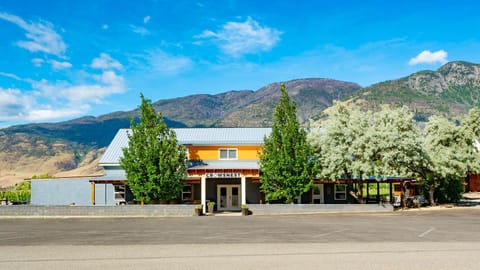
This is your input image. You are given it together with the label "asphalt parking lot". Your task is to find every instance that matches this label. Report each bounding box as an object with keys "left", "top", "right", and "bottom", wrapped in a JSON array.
[
  {"left": 1, "top": 208, "right": 479, "bottom": 270},
  {"left": 1, "top": 207, "right": 479, "bottom": 245}
]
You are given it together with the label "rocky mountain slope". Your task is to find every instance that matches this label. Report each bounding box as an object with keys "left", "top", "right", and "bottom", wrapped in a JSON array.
[
  {"left": 2, "top": 61, "right": 480, "bottom": 187},
  {"left": 0, "top": 78, "right": 360, "bottom": 186},
  {"left": 349, "top": 61, "right": 480, "bottom": 121}
]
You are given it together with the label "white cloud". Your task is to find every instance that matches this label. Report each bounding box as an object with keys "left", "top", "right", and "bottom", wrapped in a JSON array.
[
  {"left": 102, "top": 24, "right": 109, "bottom": 30},
  {"left": 0, "top": 87, "right": 86, "bottom": 122},
  {"left": 409, "top": 50, "right": 448, "bottom": 65},
  {"left": 0, "top": 88, "right": 33, "bottom": 121},
  {"left": 33, "top": 70, "right": 125, "bottom": 104},
  {"left": 130, "top": 25, "right": 150, "bottom": 36},
  {"left": 148, "top": 50, "right": 193, "bottom": 75},
  {"left": 196, "top": 17, "right": 282, "bottom": 57},
  {"left": 143, "top": 15, "right": 151, "bottom": 24},
  {"left": 0, "top": 69, "right": 127, "bottom": 123},
  {"left": 0, "top": 71, "right": 22, "bottom": 81},
  {"left": 91, "top": 53, "right": 123, "bottom": 70},
  {"left": 49, "top": 60, "right": 72, "bottom": 70},
  {"left": 0, "top": 12, "right": 67, "bottom": 57},
  {"left": 31, "top": 58, "right": 44, "bottom": 67},
  {"left": 26, "top": 106, "right": 89, "bottom": 121}
]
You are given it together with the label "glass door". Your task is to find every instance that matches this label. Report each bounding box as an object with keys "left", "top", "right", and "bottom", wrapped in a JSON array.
[
  {"left": 217, "top": 185, "right": 241, "bottom": 211},
  {"left": 231, "top": 186, "right": 239, "bottom": 208}
]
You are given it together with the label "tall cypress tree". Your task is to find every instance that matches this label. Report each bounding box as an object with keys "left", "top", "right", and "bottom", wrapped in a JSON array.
[
  {"left": 120, "top": 94, "right": 187, "bottom": 204},
  {"left": 259, "top": 84, "right": 317, "bottom": 203}
]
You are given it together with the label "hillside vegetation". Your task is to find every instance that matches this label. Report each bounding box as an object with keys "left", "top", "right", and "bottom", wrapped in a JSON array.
[
  {"left": 350, "top": 61, "right": 480, "bottom": 121},
  {"left": 1, "top": 62, "right": 480, "bottom": 186}
]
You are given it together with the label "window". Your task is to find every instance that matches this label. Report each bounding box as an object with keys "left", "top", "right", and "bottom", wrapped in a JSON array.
[
  {"left": 219, "top": 148, "right": 237, "bottom": 160},
  {"left": 334, "top": 184, "right": 347, "bottom": 200},
  {"left": 114, "top": 185, "right": 126, "bottom": 202},
  {"left": 182, "top": 185, "right": 192, "bottom": 202}
]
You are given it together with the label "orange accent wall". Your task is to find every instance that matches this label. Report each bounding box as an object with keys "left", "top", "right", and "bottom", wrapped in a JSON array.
[
  {"left": 469, "top": 174, "right": 480, "bottom": 192},
  {"left": 187, "top": 145, "right": 261, "bottom": 160}
]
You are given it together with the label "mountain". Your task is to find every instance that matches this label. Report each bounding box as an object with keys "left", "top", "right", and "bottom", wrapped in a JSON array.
[
  {"left": 349, "top": 61, "right": 480, "bottom": 121},
  {"left": 0, "top": 78, "right": 360, "bottom": 186},
  {"left": 2, "top": 61, "right": 480, "bottom": 187}
]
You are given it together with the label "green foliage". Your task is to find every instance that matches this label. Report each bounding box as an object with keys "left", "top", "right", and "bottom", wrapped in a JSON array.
[
  {"left": 309, "top": 102, "right": 480, "bottom": 204},
  {"left": 432, "top": 177, "right": 464, "bottom": 203},
  {"left": 120, "top": 94, "right": 187, "bottom": 203},
  {"left": 420, "top": 109, "right": 480, "bottom": 204},
  {"left": 1, "top": 181, "right": 31, "bottom": 203},
  {"left": 310, "top": 103, "right": 425, "bottom": 181},
  {"left": 350, "top": 61, "right": 480, "bottom": 122},
  {"left": 259, "top": 84, "right": 318, "bottom": 203},
  {"left": 31, "top": 173, "right": 54, "bottom": 179}
]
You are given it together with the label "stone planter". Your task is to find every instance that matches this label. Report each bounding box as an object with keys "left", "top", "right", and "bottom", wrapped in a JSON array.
[
  {"left": 241, "top": 206, "right": 249, "bottom": 216},
  {"left": 194, "top": 206, "right": 203, "bottom": 216},
  {"left": 207, "top": 202, "right": 215, "bottom": 214}
]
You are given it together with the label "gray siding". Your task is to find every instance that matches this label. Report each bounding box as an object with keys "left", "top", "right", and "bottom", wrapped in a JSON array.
[{"left": 31, "top": 178, "right": 116, "bottom": 206}]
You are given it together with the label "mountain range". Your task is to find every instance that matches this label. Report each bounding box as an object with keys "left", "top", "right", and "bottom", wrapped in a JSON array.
[{"left": 1, "top": 61, "right": 480, "bottom": 186}]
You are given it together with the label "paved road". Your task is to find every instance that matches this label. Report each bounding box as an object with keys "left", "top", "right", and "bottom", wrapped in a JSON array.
[{"left": 1, "top": 208, "right": 479, "bottom": 269}]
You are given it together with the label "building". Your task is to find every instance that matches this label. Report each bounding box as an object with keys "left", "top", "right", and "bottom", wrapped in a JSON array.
[
  {"left": 32, "top": 127, "right": 415, "bottom": 209},
  {"left": 92, "top": 128, "right": 269, "bottom": 213}
]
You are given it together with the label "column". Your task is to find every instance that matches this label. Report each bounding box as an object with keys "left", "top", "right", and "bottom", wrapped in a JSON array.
[
  {"left": 241, "top": 176, "right": 246, "bottom": 206},
  {"left": 389, "top": 182, "right": 393, "bottom": 204},
  {"left": 91, "top": 182, "right": 96, "bottom": 205},
  {"left": 201, "top": 176, "right": 206, "bottom": 214},
  {"left": 376, "top": 182, "right": 380, "bottom": 204}
]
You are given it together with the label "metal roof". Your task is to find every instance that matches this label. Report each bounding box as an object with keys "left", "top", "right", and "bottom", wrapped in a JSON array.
[{"left": 99, "top": 128, "right": 271, "bottom": 165}]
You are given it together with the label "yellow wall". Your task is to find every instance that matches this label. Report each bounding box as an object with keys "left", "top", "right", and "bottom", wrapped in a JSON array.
[{"left": 187, "top": 145, "right": 261, "bottom": 160}]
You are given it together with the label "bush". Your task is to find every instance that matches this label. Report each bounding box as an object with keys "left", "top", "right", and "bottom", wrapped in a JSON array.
[{"left": 0, "top": 181, "right": 31, "bottom": 203}]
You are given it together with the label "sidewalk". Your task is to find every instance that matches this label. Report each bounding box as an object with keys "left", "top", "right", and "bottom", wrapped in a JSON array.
[{"left": 458, "top": 192, "right": 480, "bottom": 206}]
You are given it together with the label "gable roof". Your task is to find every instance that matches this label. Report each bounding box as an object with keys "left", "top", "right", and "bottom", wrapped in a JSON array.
[{"left": 99, "top": 128, "right": 271, "bottom": 165}]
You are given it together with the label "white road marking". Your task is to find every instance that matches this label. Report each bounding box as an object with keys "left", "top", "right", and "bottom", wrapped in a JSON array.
[
  {"left": 418, "top": 227, "right": 435, "bottom": 238},
  {"left": 312, "top": 229, "right": 349, "bottom": 238}
]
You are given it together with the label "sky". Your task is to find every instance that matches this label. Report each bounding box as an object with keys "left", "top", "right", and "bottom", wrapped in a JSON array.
[{"left": 1, "top": 0, "right": 480, "bottom": 127}]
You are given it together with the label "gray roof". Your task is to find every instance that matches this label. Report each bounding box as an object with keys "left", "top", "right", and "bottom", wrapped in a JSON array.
[{"left": 99, "top": 128, "right": 271, "bottom": 165}]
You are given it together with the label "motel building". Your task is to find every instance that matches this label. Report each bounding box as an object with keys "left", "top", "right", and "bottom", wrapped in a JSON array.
[{"left": 31, "top": 128, "right": 416, "bottom": 211}]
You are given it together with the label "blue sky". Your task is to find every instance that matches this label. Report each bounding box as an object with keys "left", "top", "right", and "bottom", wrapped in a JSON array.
[{"left": 1, "top": 0, "right": 480, "bottom": 127}]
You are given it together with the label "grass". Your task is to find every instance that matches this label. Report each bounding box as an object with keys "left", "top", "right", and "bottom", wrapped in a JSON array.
[{"left": 357, "top": 183, "right": 392, "bottom": 197}]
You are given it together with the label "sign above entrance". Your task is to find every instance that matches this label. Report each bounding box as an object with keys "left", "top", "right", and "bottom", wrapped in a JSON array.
[{"left": 206, "top": 173, "right": 242, "bottom": 178}]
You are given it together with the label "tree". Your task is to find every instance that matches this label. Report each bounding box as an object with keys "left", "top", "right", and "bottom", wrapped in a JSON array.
[
  {"left": 309, "top": 103, "right": 426, "bottom": 202},
  {"left": 420, "top": 110, "right": 480, "bottom": 205},
  {"left": 120, "top": 94, "right": 187, "bottom": 204},
  {"left": 360, "top": 106, "right": 426, "bottom": 179},
  {"left": 309, "top": 102, "right": 368, "bottom": 181},
  {"left": 259, "top": 84, "right": 317, "bottom": 203}
]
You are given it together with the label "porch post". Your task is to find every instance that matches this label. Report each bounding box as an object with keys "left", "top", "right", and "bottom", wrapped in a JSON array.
[
  {"left": 241, "top": 176, "right": 246, "bottom": 206},
  {"left": 376, "top": 181, "right": 380, "bottom": 204},
  {"left": 201, "top": 176, "right": 206, "bottom": 214},
  {"left": 91, "top": 182, "right": 95, "bottom": 205},
  {"left": 389, "top": 182, "right": 393, "bottom": 204}
]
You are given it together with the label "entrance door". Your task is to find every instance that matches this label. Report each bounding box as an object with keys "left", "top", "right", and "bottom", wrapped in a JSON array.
[
  {"left": 312, "top": 184, "right": 324, "bottom": 204},
  {"left": 217, "top": 185, "right": 241, "bottom": 211}
]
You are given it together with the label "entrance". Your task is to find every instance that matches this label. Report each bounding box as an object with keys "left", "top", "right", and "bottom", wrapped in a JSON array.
[
  {"left": 217, "top": 185, "right": 241, "bottom": 211},
  {"left": 312, "top": 184, "right": 324, "bottom": 204}
]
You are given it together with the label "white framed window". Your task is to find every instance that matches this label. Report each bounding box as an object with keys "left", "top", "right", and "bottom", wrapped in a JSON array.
[
  {"left": 114, "top": 185, "right": 126, "bottom": 202},
  {"left": 334, "top": 184, "right": 347, "bottom": 200},
  {"left": 219, "top": 148, "right": 237, "bottom": 160},
  {"left": 182, "top": 185, "right": 192, "bottom": 202}
]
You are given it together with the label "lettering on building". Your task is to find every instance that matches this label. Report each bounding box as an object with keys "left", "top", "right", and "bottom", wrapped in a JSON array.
[{"left": 206, "top": 173, "right": 242, "bottom": 178}]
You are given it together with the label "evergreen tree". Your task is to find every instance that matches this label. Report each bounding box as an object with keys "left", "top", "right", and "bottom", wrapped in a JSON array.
[
  {"left": 120, "top": 94, "right": 187, "bottom": 204},
  {"left": 259, "top": 84, "right": 317, "bottom": 203}
]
